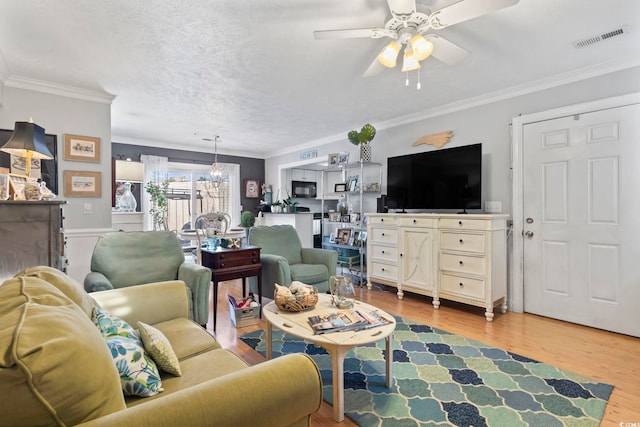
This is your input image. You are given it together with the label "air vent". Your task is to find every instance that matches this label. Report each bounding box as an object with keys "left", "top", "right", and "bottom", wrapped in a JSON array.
[{"left": 573, "top": 25, "right": 629, "bottom": 48}]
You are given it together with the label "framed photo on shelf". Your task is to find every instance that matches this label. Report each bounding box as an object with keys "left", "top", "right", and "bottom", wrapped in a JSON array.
[
  {"left": 63, "top": 170, "right": 101, "bottom": 197},
  {"left": 334, "top": 183, "right": 347, "bottom": 192},
  {"left": 359, "top": 231, "right": 368, "bottom": 245},
  {"left": 337, "top": 152, "right": 349, "bottom": 166},
  {"left": 337, "top": 228, "right": 352, "bottom": 245},
  {"left": 350, "top": 230, "right": 360, "bottom": 246},
  {"left": 244, "top": 178, "right": 260, "bottom": 198},
  {"left": 351, "top": 213, "right": 360, "bottom": 223},
  {"left": 341, "top": 214, "right": 350, "bottom": 223},
  {"left": 328, "top": 153, "right": 340, "bottom": 167},
  {"left": 349, "top": 178, "right": 358, "bottom": 192},
  {"left": 63, "top": 134, "right": 101, "bottom": 163}
]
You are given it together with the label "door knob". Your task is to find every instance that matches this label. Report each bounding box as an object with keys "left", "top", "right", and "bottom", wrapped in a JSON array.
[{"left": 524, "top": 230, "right": 534, "bottom": 238}]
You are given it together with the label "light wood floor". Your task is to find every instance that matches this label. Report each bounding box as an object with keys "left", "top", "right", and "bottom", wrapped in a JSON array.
[{"left": 209, "top": 280, "right": 640, "bottom": 426}]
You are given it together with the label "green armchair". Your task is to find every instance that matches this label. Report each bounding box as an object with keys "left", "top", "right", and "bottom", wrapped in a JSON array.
[
  {"left": 84, "top": 231, "right": 212, "bottom": 326},
  {"left": 247, "top": 224, "right": 337, "bottom": 297}
]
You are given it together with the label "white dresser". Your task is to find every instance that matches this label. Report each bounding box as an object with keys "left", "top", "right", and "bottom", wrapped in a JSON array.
[
  {"left": 112, "top": 212, "right": 144, "bottom": 232},
  {"left": 367, "top": 213, "right": 508, "bottom": 321}
]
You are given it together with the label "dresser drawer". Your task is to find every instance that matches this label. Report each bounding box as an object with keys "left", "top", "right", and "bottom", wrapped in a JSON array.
[
  {"left": 202, "top": 248, "right": 260, "bottom": 269},
  {"left": 370, "top": 262, "right": 398, "bottom": 281},
  {"left": 440, "top": 253, "right": 485, "bottom": 275},
  {"left": 399, "top": 217, "right": 435, "bottom": 228},
  {"left": 440, "top": 218, "right": 486, "bottom": 230},
  {"left": 440, "top": 273, "right": 485, "bottom": 299},
  {"left": 440, "top": 232, "right": 485, "bottom": 253},
  {"left": 370, "top": 244, "right": 398, "bottom": 262},
  {"left": 368, "top": 216, "right": 398, "bottom": 226},
  {"left": 370, "top": 227, "right": 398, "bottom": 244}
]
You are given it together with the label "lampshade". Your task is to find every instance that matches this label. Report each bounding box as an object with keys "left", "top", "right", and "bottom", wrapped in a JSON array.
[
  {"left": 115, "top": 159, "right": 145, "bottom": 183},
  {"left": 410, "top": 34, "right": 434, "bottom": 61},
  {"left": 0, "top": 121, "right": 53, "bottom": 177},
  {"left": 377, "top": 41, "right": 401, "bottom": 68},
  {"left": 401, "top": 46, "right": 421, "bottom": 72}
]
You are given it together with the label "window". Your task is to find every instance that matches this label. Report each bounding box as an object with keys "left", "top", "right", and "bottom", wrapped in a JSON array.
[{"left": 141, "top": 156, "right": 240, "bottom": 232}]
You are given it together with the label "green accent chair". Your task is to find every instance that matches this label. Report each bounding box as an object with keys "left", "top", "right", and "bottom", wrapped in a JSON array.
[
  {"left": 84, "top": 231, "right": 212, "bottom": 326},
  {"left": 247, "top": 224, "right": 337, "bottom": 297}
]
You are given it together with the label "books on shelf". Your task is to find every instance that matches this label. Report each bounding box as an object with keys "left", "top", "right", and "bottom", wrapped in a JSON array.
[{"left": 307, "top": 308, "right": 392, "bottom": 335}]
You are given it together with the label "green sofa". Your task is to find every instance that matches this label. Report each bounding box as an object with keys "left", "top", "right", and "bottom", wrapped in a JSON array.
[
  {"left": 0, "top": 266, "right": 323, "bottom": 427},
  {"left": 84, "top": 231, "right": 212, "bottom": 326},
  {"left": 247, "top": 225, "right": 337, "bottom": 297}
]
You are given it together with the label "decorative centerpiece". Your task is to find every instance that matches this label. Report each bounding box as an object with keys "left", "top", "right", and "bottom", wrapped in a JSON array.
[
  {"left": 348, "top": 123, "right": 376, "bottom": 162},
  {"left": 274, "top": 282, "right": 318, "bottom": 312}
]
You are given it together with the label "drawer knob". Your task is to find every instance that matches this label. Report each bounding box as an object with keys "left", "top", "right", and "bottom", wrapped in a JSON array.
[
  {"left": 458, "top": 221, "right": 463, "bottom": 226},
  {"left": 381, "top": 218, "right": 384, "bottom": 222},
  {"left": 459, "top": 282, "right": 464, "bottom": 288},
  {"left": 381, "top": 250, "right": 385, "bottom": 254},
  {"left": 400, "top": 253, "right": 403, "bottom": 257},
  {"left": 220, "top": 263, "right": 225, "bottom": 268},
  {"left": 252, "top": 259, "right": 258, "bottom": 263},
  {"left": 220, "top": 254, "right": 226, "bottom": 259},
  {"left": 381, "top": 268, "right": 385, "bottom": 271},
  {"left": 413, "top": 219, "right": 416, "bottom": 223},
  {"left": 459, "top": 239, "right": 464, "bottom": 244},
  {"left": 382, "top": 233, "right": 385, "bottom": 236},
  {"left": 459, "top": 260, "right": 464, "bottom": 266}
]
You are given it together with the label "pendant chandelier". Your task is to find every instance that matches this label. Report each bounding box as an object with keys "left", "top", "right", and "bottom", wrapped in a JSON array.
[{"left": 209, "top": 136, "right": 223, "bottom": 189}]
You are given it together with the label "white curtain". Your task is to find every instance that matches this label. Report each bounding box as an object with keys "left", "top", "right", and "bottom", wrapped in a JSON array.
[{"left": 140, "top": 154, "right": 168, "bottom": 230}]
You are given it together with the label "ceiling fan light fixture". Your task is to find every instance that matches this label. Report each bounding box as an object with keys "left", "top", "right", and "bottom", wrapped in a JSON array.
[
  {"left": 401, "top": 48, "right": 421, "bottom": 72},
  {"left": 410, "top": 34, "right": 434, "bottom": 61},
  {"left": 377, "top": 41, "right": 401, "bottom": 68}
]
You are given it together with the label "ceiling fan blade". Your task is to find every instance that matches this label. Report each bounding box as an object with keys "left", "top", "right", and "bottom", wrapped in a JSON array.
[
  {"left": 314, "top": 28, "right": 380, "bottom": 40},
  {"left": 386, "top": 0, "right": 416, "bottom": 16},
  {"left": 425, "top": 35, "right": 469, "bottom": 65},
  {"left": 430, "top": 0, "right": 519, "bottom": 29},
  {"left": 363, "top": 56, "right": 386, "bottom": 77}
]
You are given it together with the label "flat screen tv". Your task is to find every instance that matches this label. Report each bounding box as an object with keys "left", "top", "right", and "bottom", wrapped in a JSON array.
[{"left": 387, "top": 143, "right": 482, "bottom": 212}]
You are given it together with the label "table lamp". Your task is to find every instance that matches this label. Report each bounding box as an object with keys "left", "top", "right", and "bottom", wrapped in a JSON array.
[
  {"left": 115, "top": 159, "right": 144, "bottom": 212},
  {"left": 0, "top": 121, "right": 53, "bottom": 177}
]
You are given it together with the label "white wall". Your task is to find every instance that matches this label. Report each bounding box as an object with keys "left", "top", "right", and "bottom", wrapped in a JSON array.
[{"left": 265, "top": 66, "right": 640, "bottom": 217}]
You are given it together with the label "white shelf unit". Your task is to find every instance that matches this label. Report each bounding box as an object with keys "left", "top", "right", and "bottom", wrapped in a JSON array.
[{"left": 320, "top": 161, "right": 382, "bottom": 284}]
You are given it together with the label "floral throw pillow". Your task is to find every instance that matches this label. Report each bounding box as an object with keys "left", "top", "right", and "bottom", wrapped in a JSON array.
[
  {"left": 138, "top": 321, "right": 182, "bottom": 377},
  {"left": 105, "top": 335, "right": 164, "bottom": 397},
  {"left": 92, "top": 307, "right": 141, "bottom": 343}
]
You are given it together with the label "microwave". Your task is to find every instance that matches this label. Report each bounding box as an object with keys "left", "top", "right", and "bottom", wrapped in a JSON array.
[{"left": 292, "top": 180, "right": 317, "bottom": 198}]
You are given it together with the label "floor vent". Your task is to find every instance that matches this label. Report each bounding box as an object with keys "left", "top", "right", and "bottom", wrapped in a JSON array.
[{"left": 573, "top": 25, "right": 629, "bottom": 48}]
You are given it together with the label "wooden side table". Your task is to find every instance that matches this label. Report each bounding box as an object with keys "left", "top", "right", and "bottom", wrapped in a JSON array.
[{"left": 201, "top": 245, "right": 262, "bottom": 331}]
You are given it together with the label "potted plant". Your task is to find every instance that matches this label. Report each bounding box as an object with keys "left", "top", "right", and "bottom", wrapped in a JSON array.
[
  {"left": 240, "top": 210, "right": 256, "bottom": 227},
  {"left": 145, "top": 181, "right": 169, "bottom": 230},
  {"left": 282, "top": 197, "right": 298, "bottom": 213},
  {"left": 348, "top": 123, "right": 376, "bottom": 162}
]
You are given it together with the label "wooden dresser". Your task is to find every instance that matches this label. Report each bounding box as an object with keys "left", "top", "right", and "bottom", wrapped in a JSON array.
[
  {"left": 367, "top": 213, "right": 508, "bottom": 321},
  {"left": 0, "top": 200, "right": 66, "bottom": 281}
]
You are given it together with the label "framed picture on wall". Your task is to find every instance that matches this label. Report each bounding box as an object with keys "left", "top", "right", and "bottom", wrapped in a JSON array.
[
  {"left": 64, "top": 134, "right": 101, "bottom": 162},
  {"left": 64, "top": 170, "right": 101, "bottom": 197},
  {"left": 244, "top": 179, "right": 260, "bottom": 198}
]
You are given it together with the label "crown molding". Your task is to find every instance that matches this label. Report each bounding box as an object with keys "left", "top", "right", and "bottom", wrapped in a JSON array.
[
  {"left": 111, "top": 134, "right": 267, "bottom": 160},
  {"left": 266, "top": 58, "right": 640, "bottom": 159},
  {"left": 3, "top": 75, "right": 115, "bottom": 104}
]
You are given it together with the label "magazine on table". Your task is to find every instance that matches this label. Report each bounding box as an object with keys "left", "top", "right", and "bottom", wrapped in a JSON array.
[{"left": 308, "top": 308, "right": 392, "bottom": 335}]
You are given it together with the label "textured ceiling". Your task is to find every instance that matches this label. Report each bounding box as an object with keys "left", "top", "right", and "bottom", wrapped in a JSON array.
[{"left": 0, "top": 0, "right": 639, "bottom": 158}]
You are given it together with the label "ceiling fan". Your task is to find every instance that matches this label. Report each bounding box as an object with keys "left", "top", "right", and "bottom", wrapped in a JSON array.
[{"left": 314, "top": 0, "right": 520, "bottom": 78}]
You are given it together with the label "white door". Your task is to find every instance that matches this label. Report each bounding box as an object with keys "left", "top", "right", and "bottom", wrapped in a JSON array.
[{"left": 522, "top": 103, "right": 640, "bottom": 337}]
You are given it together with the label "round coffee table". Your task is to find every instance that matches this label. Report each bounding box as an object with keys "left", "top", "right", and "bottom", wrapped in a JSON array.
[{"left": 262, "top": 293, "right": 396, "bottom": 422}]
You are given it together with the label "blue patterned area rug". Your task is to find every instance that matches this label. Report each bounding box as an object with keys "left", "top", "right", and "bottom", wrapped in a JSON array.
[{"left": 240, "top": 316, "right": 613, "bottom": 426}]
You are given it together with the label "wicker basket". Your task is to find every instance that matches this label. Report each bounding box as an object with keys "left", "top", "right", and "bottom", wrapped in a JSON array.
[{"left": 274, "top": 287, "right": 319, "bottom": 312}]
